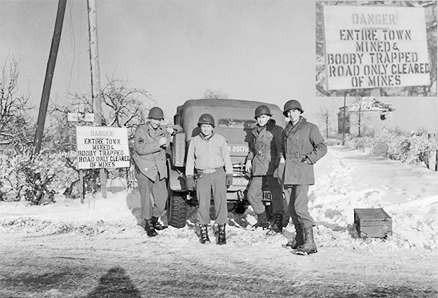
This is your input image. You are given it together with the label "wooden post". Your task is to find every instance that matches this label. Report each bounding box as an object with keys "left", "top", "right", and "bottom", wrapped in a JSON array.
[
  {"left": 80, "top": 170, "right": 85, "bottom": 204},
  {"left": 435, "top": 150, "right": 438, "bottom": 172},
  {"left": 342, "top": 91, "right": 347, "bottom": 145},
  {"left": 87, "top": 0, "right": 107, "bottom": 198},
  {"left": 34, "top": 0, "right": 67, "bottom": 155}
]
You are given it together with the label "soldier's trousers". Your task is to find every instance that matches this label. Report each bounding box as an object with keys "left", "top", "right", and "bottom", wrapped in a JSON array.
[
  {"left": 247, "top": 175, "right": 284, "bottom": 216},
  {"left": 196, "top": 168, "right": 228, "bottom": 225},
  {"left": 135, "top": 171, "right": 168, "bottom": 220},
  {"left": 287, "top": 184, "right": 314, "bottom": 229}
]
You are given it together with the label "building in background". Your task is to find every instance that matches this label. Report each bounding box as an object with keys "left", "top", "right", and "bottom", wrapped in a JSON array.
[{"left": 338, "top": 97, "right": 395, "bottom": 136}]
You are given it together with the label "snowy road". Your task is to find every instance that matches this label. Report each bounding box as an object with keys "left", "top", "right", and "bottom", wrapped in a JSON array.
[{"left": 316, "top": 146, "right": 438, "bottom": 205}]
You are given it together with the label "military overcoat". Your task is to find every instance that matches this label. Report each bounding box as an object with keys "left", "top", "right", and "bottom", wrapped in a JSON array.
[
  {"left": 133, "top": 122, "right": 170, "bottom": 181},
  {"left": 246, "top": 119, "right": 284, "bottom": 176},
  {"left": 282, "top": 117, "right": 327, "bottom": 185}
]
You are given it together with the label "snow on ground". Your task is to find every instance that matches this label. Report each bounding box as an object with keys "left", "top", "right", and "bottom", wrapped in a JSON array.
[{"left": 1, "top": 145, "right": 438, "bottom": 252}]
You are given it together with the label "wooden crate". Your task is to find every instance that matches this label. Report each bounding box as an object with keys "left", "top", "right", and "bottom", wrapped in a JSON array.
[{"left": 354, "top": 208, "right": 392, "bottom": 238}]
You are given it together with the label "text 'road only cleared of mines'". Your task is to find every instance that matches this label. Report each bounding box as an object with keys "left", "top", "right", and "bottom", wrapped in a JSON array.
[
  {"left": 76, "top": 126, "right": 130, "bottom": 169},
  {"left": 323, "top": 5, "right": 430, "bottom": 90}
]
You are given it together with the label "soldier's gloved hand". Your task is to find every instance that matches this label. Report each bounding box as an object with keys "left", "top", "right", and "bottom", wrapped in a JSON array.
[
  {"left": 159, "top": 137, "right": 169, "bottom": 147},
  {"left": 245, "top": 160, "right": 252, "bottom": 173},
  {"left": 226, "top": 174, "right": 233, "bottom": 188},
  {"left": 166, "top": 126, "right": 175, "bottom": 135},
  {"left": 186, "top": 175, "right": 195, "bottom": 191},
  {"left": 301, "top": 156, "right": 312, "bottom": 165}
]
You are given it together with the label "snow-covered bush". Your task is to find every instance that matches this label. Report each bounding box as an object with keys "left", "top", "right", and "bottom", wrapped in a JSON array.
[
  {"left": 0, "top": 149, "right": 132, "bottom": 204},
  {"left": 345, "top": 127, "right": 438, "bottom": 168},
  {"left": 0, "top": 150, "right": 78, "bottom": 204}
]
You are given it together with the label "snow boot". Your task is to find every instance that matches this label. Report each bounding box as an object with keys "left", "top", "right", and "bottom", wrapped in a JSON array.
[
  {"left": 199, "top": 224, "right": 210, "bottom": 244},
  {"left": 217, "top": 223, "right": 226, "bottom": 245},
  {"left": 271, "top": 213, "right": 283, "bottom": 234},
  {"left": 286, "top": 224, "right": 304, "bottom": 249},
  {"left": 252, "top": 211, "right": 270, "bottom": 230},
  {"left": 151, "top": 216, "right": 166, "bottom": 230},
  {"left": 296, "top": 227, "right": 317, "bottom": 255},
  {"left": 144, "top": 219, "right": 158, "bottom": 237}
]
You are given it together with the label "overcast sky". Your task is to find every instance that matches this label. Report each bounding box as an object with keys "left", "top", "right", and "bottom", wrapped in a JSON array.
[{"left": 1, "top": 0, "right": 437, "bottom": 132}]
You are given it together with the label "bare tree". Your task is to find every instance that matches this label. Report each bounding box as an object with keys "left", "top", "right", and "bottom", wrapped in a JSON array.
[
  {"left": 202, "top": 89, "right": 229, "bottom": 100},
  {"left": 0, "top": 58, "right": 34, "bottom": 149},
  {"left": 100, "top": 75, "right": 156, "bottom": 129},
  {"left": 48, "top": 76, "right": 156, "bottom": 151},
  {"left": 318, "top": 100, "right": 336, "bottom": 139}
]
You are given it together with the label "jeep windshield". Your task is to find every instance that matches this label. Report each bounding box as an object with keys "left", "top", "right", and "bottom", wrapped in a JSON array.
[{"left": 218, "top": 118, "right": 256, "bottom": 129}]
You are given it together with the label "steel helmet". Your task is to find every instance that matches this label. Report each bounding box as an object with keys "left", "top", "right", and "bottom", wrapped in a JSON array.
[
  {"left": 197, "top": 113, "right": 215, "bottom": 128},
  {"left": 148, "top": 107, "right": 164, "bottom": 119},
  {"left": 254, "top": 105, "right": 272, "bottom": 119},
  {"left": 283, "top": 99, "right": 303, "bottom": 117}
]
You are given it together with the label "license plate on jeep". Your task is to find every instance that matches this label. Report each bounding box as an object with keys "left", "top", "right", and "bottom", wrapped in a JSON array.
[{"left": 263, "top": 191, "right": 272, "bottom": 201}]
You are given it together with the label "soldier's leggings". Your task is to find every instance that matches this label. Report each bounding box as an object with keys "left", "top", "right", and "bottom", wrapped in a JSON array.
[
  {"left": 247, "top": 175, "right": 284, "bottom": 215},
  {"left": 196, "top": 167, "right": 228, "bottom": 225},
  {"left": 135, "top": 171, "right": 168, "bottom": 220},
  {"left": 287, "top": 184, "right": 314, "bottom": 229}
]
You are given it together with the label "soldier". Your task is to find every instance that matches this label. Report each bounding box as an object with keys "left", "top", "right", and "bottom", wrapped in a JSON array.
[
  {"left": 282, "top": 99, "right": 327, "bottom": 255},
  {"left": 245, "top": 105, "right": 285, "bottom": 233},
  {"left": 185, "top": 113, "right": 233, "bottom": 245},
  {"left": 133, "top": 107, "right": 170, "bottom": 237}
]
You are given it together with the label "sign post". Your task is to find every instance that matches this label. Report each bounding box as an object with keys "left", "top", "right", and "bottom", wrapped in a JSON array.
[{"left": 76, "top": 126, "right": 130, "bottom": 202}]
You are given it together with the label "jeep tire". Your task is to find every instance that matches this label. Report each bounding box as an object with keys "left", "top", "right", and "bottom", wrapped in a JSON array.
[{"left": 167, "top": 191, "right": 187, "bottom": 228}]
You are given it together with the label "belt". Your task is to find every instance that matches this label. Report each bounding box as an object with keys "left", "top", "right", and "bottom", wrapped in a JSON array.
[
  {"left": 288, "top": 152, "right": 302, "bottom": 158},
  {"left": 196, "top": 167, "right": 223, "bottom": 174}
]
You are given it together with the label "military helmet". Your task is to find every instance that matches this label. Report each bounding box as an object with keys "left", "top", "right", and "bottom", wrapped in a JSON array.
[
  {"left": 283, "top": 99, "right": 303, "bottom": 117},
  {"left": 148, "top": 107, "right": 164, "bottom": 119},
  {"left": 254, "top": 105, "right": 272, "bottom": 119},
  {"left": 197, "top": 113, "right": 215, "bottom": 128}
]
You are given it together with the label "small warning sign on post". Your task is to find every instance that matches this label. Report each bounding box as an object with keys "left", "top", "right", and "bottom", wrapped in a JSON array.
[
  {"left": 68, "top": 112, "right": 95, "bottom": 122},
  {"left": 76, "top": 126, "right": 130, "bottom": 169}
]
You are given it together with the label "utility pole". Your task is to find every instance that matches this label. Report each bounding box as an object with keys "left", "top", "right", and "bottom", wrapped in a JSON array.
[
  {"left": 87, "top": 0, "right": 107, "bottom": 198},
  {"left": 34, "top": 0, "right": 67, "bottom": 155}
]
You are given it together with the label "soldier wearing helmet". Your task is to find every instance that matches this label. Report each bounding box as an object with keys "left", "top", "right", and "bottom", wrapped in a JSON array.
[
  {"left": 133, "top": 106, "right": 170, "bottom": 237},
  {"left": 185, "top": 113, "right": 233, "bottom": 245},
  {"left": 245, "top": 105, "right": 285, "bottom": 234},
  {"left": 282, "top": 99, "right": 327, "bottom": 255}
]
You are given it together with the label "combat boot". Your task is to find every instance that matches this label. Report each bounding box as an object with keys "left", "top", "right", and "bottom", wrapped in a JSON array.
[
  {"left": 151, "top": 216, "right": 166, "bottom": 230},
  {"left": 199, "top": 224, "right": 210, "bottom": 244},
  {"left": 144, "top": 219, "right": 158, "bottom": 237},
  {"left": 296, "top": 227, "right": 318, "bottom": 255},
  {"left": 286, "top": 224, "right": 304, "bottom": 249},
  {"left": 252, "top": 211, "right": 270, "bottom": 229},
  {"left": 271, "top": 213, "right": 283, "bottom": 234},
  {"left": 217, "top": 224, "right": 226, "bottom": 245}
]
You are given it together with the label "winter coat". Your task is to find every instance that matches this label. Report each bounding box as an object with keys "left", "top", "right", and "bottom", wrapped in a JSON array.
[
  {"left": 133, "top": 122, "right": 170, "bottom": 181},
  {"left": 246, "top": 119, "right": 284, "bottom": 176},
  {"left": 282, "top": 117, "right": 327, "bottom": 185}
]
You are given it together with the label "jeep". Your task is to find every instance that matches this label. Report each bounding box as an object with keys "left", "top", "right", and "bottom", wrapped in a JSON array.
[{"left": 167, "top": 99, "right": 285, "bottom": 228}]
